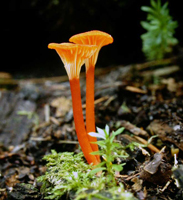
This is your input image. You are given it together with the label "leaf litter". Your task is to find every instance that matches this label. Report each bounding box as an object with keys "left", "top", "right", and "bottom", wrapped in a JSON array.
[{"left": 0, "top": 59, "right": 183, "bottom": 199}]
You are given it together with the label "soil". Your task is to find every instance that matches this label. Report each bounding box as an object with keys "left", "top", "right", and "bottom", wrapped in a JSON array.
[{"left": 0, "top": 57, "right": 183, "bottom": 200}]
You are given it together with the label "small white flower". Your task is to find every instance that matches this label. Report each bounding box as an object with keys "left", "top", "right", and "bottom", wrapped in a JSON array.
[
  {"left": 118, "top": 187, "right": 122, "bottom": 193},
  {"left": 105, "top": 124, "right": 110, "bottom": 135},
  {"left": 73, "top": 172, "right": 78, "bottom": 178}
]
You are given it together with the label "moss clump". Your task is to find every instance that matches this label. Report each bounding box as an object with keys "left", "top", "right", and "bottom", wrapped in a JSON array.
[{"left": 37, "top": 150, "right": 135, "bottom": 200}]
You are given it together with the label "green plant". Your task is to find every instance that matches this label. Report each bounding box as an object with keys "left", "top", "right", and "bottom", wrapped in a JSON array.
[
  {"left": 141, "top": 0, "right": 178, "bottom": 60},
  {"left": 125, "top": 135, "right": 158, "bottom": 152},
  {"left": 37, "top": 126, "right": 135, "bottom": 200},
  {"left": 89, "top": 125, "right": 128, "bottom": 186},
  {"left": 17, "top": 110, "right": 39, "bottom": 126}
]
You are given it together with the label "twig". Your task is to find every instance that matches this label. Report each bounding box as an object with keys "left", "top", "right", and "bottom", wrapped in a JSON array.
[
  {"left": 104, "top": 95, "right": 116, "bottom": 107},
  {"left": 120, "top": 121, "right": 149, "bottom": 137},
  {"left": 160, "top": 180, "right": 172, "bottom": 192},
  {"left": 125, "top": 172, "right": 140, "bottom": 181},
  {"left": 82, "top": 96, "right": 109, "bottom": 108},
  {"left": 141, "top": 65, "right": 180, "bottom": 77},
  {"left": 134, "top": 136, "right": 160, "bottom": 153},
  {"left": 44, "top": 104, "right": 50, "bottom": 122},
  {"left": 135, "top": 57, "right": 177, "bottom": 70},
  {"left": 95, "top": 81, "right": 125, "bottom": 92},
  {"left": 125, "top": 86, "right": 147, "bottom": 94},
  {"left": 50, "top": 117, "right": 60, "bottom": 125},
  {"left": 30, "top": 137, "right": 51, "bottom": 141},
  {"left": 30, "top": 137, "right": 79, "bottom": 144}
]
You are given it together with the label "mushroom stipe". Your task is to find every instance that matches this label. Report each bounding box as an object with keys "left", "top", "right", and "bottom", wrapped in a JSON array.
[{"left": 70, "top": 78, "right": 99, "bottom": 165}]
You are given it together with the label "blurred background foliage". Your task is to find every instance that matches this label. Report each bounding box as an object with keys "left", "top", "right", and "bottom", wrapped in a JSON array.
[
  {"left": 141, "top": 0, "right": 178, "bottom": 61},
  {"left": 2, "top": 0, "right": 183, "bottom": 77}
]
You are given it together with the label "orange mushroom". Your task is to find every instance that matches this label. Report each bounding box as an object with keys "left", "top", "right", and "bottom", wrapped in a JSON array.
[
  {"left": 48, "top": 42, "right": 99, "bottom": 165},
  {"left": 69, "top": 30, "right": 113, "bottom": 153}
]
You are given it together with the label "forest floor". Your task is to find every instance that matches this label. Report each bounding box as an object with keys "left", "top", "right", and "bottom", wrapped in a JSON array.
[{"left": 0, "top": 57, "right": 183, "bottom": 200}]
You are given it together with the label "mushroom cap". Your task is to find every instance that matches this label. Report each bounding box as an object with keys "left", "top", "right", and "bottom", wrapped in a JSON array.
[
  {"left": 69, "top": 30, "right": 113, "bottom": 68},
  {"left": 69, "top": 30, "right": 113, "bottom": 48},
  {"left": 48, "top": 42, "right": 97, "bottom": 79}
]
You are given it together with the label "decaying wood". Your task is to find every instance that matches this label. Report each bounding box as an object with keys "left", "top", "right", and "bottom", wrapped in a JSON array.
[
  {"left": 0, "top": 91, "right": 36, "bottom": 146},
  {"left": 139, "top": 153, "right": 172, "bottom": 185},
  {"left": 119, "top": 120, "right": 149, "bottom": 137},
  {"left": 147, "top": 120, "right": 183, "bottom": 151}
]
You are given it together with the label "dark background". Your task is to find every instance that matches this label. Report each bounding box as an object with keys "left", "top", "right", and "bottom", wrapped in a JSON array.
[{"left": 2, "top": 0, "right": 183, "bottom": 78}]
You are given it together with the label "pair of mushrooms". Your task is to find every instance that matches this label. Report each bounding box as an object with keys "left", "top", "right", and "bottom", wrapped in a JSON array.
[{"left": 48, "top": 30, "right": 113, "bottom": 165}]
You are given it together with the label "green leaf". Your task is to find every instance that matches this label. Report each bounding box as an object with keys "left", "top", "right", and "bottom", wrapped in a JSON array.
[
  {"left": 111, "top": 142, "right": 121, "bottom": 149},
  {"left": 120, "top": 102, "right": 131, "bottom": 113},
  {"left": 162, "top": 2, "right": 168, "bottom": 11},
  {"left": 90, "top": 151, "right": 103, "bottom": 156},
  {"left": 141, "top": 21, "right": 151, "bottom": 30},
  {"left": 141, "top": 6, "right": 153, "bottom": 13},
  {"left": 95, "top": 161, "right": 106, "bottom": 167},
  {"left": 113, "top": 127, "right": 125, "bottom": 136},
  {"left": 95, "top": 140, "right": 106, "bottom": 148},
  {"left": 150, "top": 0, "right": 157, "bottom": 8},
  {"left": 112, "top": 164, "right": 125, "bottom": 172},
  {"left": 110, "top": 127, "right": 125, "bottom": 143},
  {"left": 89, "top": 167, "right": 106, "bottom": 175}
]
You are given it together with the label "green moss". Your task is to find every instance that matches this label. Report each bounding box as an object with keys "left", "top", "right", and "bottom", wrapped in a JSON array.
[
  {"left": 37, "top": 146, "right": 135, "bottom": 199},
  {"left": 37, "top": 151, "right": 93, "bottom": 199}
]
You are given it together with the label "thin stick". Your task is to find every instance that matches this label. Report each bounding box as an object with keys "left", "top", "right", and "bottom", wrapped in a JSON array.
[{"left": 134, "top": 136, "right": 160, "bottom": 153}]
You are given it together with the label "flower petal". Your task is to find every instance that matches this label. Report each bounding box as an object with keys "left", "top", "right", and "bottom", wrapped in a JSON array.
[
  {"left": 88, "top": 132, "right": 106, "bottom": 139},
  {"left": 96, "top": 127, "right": 106, "bottom": 137},
  {"left": 105, "top": 124, "right": 110, "bottom": 135}
]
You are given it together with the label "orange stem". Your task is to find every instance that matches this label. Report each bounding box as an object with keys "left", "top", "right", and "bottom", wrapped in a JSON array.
[
  {"left": 70, "top": 78, "right": 99, "bottom": 165},
  {"left": 86, "top": 66, "right": 100, "bottom": 162}
]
